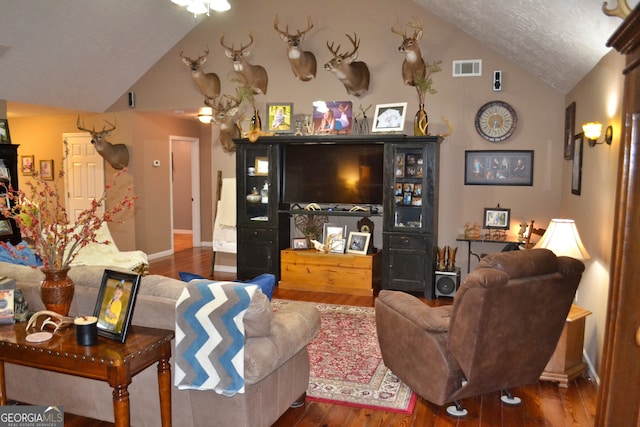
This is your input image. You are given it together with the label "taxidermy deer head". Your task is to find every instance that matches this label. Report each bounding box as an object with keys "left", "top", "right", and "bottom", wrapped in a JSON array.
[
  {"left": 180, "top": 46, "right": 221, "bottom": 100},
  {"left": 220, "top": 32, "right": 269, "bottom": 95},
  {"left": 206, "top": 96, "right": 240, "bottom": 153},
  {"left": 76, "top": 117, "right": 130, "bottom": 170},
  {"left": 273, "top": 14, "right": 317, "bottom": 81},
  {"left": 324, "top": 33, "right": 370, "bottom": 97},
  {"left": 391, "top": 17, "right": 426, "bottom": 86}
]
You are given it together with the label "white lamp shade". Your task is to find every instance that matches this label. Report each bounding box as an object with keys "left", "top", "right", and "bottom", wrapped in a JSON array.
[
  {"left": 198, "top": 106, "right": 213, "bottom": 123},
  {"left": 210, "top": 0, "right": 231, "bottom": 11},
  {"left": 533, "top": 219, "right": 590, "bottom": 260},
  {"left": 187, "top": 1, "right": 208, "bottom": 14}
]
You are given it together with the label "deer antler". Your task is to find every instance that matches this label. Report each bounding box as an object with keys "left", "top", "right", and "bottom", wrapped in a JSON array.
[
  {"left": 406, "top": 16, "right": 423, "bottom": 36},
  {"left": 391, "top": 20, "right": 407, "bottom": 37},
  {"left": 76, "top": 116, "right": 94, "bottom": 133},
  {"left": 298, "top": 16, "right": 314, "bottom": 36},
  {"left": 220, "top": 33, "right": 234, "bottom": 51},
  {"left": 602, "top": 0, "right": 631, "bottom": 19},
  {"left": 343, "top": 33, "right": 360, "bottom": 59},
  {"left": 26, "top": 310, "right": 75, "bottom": 333}
]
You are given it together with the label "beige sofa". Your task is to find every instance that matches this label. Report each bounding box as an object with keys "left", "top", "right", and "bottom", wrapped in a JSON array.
[{"left": 0, "top": 263, "right": 321, "bottom": 427}]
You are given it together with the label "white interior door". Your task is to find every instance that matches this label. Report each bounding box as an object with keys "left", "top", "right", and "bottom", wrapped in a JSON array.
[{"left": 62, "top": 133, "right": 105, "bottom": 221}]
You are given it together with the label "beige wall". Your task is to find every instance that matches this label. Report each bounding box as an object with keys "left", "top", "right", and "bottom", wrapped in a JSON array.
[{"left": 563, "top": 50, "right": 625, "bottom": 378}]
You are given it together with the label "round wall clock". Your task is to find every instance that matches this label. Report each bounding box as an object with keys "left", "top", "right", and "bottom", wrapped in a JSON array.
[{"left": 475, "top": 101, "right": 517, "bottom": 142}]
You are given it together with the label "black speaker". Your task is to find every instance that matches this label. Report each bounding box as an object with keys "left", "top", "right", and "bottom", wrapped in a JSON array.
[{"left": 435, "top": 268, "right": 461, "bottom": 297}]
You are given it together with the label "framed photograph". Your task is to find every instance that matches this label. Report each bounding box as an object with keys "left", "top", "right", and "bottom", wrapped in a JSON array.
[
  {"left": 21, "top": 155, "right": 34, "bottom": 176},
  {"left": 0, "top": 219, "right": 12, "bottom": 237},
  {"left": 323, "top": 223, "right": 346, "bottom": 246},
  {"left": 329, "top": 238, "right": 346, "bottom": 254},
  {"left": 464, "top": 150, "right": 534, "bottom": 186},
  {"left": 94, "top": 269, "right": 141, "bottom": 343},
  {"left": 394, "top": 153, "right": 405, "bottom": 178},
  {"left": 266, "top": 103, "right": 294, "bottom": 133},
  {"left": 312, "top": 100, "right": 353, "bottom": 135},
  {"left": 0, "top": 160, "right": 10, "bottom": 182},
  {"left": 39, "top": 160, "right": 54, "bottom": 181},
  {"left": 292, "top": 237, "right": 309, "bottom": 250},
  {"left": 572, "top": 133, "right": 583, "bottom": 195},
  {"left": 564, "top": 102, "right": 576, "bottom": 160},
  {"left": 346, "top": 231, "right": 371, "bottom": 255},
  {"left": 371, "top": 102, "right": 407, "bottom": 133},
  {"left": 0, "top": 119, "right": 11, "bottom": 144},
  {"left": 483, "top": 207, "right": 511, "bottom": 230},
  {"left": 254, "top": 157, "right": 269, "bottom": 176}
]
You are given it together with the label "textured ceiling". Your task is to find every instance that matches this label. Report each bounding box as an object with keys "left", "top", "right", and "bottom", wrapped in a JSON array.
[{"left": 0, "top": 0, "right": 635, "bottom": 118}]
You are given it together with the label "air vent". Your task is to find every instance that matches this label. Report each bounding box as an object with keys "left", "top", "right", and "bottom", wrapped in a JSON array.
[{"left": 452, "top": 59, "right": 482, "bottom": 77}]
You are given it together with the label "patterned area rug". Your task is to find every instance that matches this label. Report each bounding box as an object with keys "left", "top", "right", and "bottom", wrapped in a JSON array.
[{"left": 272, "top": 300, "right": 417, "bottom": 414}]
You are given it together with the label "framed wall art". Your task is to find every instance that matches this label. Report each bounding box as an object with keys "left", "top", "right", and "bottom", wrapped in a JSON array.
[
  {"left": 346, "top": 231, "right": 370, "bottom": 255},
  {"left": 323, "top": 223, "right": 346, "bottom": 246},
  {"left": 21, "top": 155, "right": 34, "bottom": 176},
  {"left": 94, "top": 269, "right": 141, "bottom": 343},
  {"left": 464, "top": 150, "right": 534, "bottom": 186},
  {"left": 266, "top": 102, "right": 294, "bottom": 134},
  {"left": 0, "top": 119, "right": 11, "bottom": 144},
  {"left": 483, "top": 206, "right": 511, "bottom": 230},
  {"left": 571, "top": 133, "right": 583, "bottom": 195},
  {"left": 564, "top": 102, "right": 576, "bottom": 160},
  {"left": 371, "top": 102, "right": 407, "bottom": 133},
  {"left": 40, "top": 160, "right": 54, "bottom": 181}
]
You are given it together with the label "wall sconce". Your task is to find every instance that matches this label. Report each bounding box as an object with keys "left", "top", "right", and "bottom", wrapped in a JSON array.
[
  {"left": 198, "top": 107, "right": 213, "bottom": 124},
  {"left": 582, "top": 122, "right": 613, "bottom": 147}
]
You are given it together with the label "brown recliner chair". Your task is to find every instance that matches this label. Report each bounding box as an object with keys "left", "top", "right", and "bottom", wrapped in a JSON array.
[{"left": 375, "top": 248, "right": 585, "bottom": 416}]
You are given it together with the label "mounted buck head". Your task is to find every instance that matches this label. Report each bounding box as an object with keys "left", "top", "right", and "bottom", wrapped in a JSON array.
[
  {"left": 273, "top": 14, "right": 317, "bottom": 81},
  {"left": 391, "top": 17, "right": 426, "bottom": 86},
  {"left": 220, "top": 32, "right": 269, "bottom": 95},
  {"left": 324, "top": 33, "right": 370, "bottom": 97},
  {"left": 180, "top": 46, "right": 221, "bottom": 100},
  {"left": 76, "top": 117, "right": 130, "bottom": 170},
  {"left": 206, "top": 96, "right": 240, "bottom": 153}
]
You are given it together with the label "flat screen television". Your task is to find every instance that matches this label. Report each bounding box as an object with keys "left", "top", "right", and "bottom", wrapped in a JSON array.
[{"left": 283, "top": 143, "right": 384, "bottom": 206}]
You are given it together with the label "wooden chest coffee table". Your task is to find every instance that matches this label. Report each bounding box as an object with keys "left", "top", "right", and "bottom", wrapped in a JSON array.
[{"left": 0, "top": 322, "right": 174, "bottom": 427}]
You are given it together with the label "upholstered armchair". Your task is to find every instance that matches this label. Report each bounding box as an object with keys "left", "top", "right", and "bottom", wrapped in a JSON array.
[{"left": 375, "top": 248, "right": 585, "bottom": 416}]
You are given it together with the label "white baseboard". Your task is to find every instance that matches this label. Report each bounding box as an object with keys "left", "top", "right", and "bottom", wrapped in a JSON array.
[
  {"left": 214, "top": 265, "right": 237, "bottom": 273},
  {"left": 147, "top": 249, "right": 174, "bottom": 260}
]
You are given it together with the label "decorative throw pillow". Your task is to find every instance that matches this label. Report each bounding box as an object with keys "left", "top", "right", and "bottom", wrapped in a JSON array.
[{"left": 178, "top": 272, "right": 275, "bottom": 301}]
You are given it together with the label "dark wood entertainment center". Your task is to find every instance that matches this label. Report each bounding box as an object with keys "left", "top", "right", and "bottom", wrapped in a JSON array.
[{"left": 235, "top": 134, "right": 441, "bottom": 298}]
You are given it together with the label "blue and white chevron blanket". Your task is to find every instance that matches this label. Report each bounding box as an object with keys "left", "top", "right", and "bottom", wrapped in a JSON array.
[{"left": 174, "top": 280, "right": 258, "bottom": 396}]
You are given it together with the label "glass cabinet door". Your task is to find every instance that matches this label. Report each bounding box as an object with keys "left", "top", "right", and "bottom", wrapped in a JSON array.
[
  {"left": 387, "top": 146, "right": 427, "bottom": 232},
  {"left": 239, "top": 145, "right": 272, "bottom": 224}
]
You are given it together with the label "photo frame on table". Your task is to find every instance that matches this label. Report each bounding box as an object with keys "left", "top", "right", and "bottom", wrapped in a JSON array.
[
  {"left": 312, "top": 100, "right": 353, "bottom": 135},
  {"left": 39, "top": 160, "right": 54, "bottom": 181},
  {"left": 464, "top": 150, "right": 534, "bottom": 186},
  {"left": 564, "top": 102, "right": 576, "bottom": 160},
  {"left": 323, "top": 223, "right": 346, "bottom": 246},
  {"left": 346, "top": 231, "right": 370, "bottom": 255},
  {"left": 266, "top": 103, "right": 294, "bottom": 133},
  {"left": 94, "top": 269, "right": 141, "bottom": 343},
  {"left": 0, "top": 119, "right": 11, "bottom": 144},
  {"left": 21, "top": 155, "right": 34, "bottom": 176},
  {"left": 329, "top": 238, "right": 346, "bottom": 254},
  {"left": 572, "top": 133, "right": 583, "bottom": 195},
  {"left": 371, "top": 102, "right": 407, "bottom": 133},
  {"left": 483, "top": 207, "right": 511, "bottom": 230},
  {"left": 0, "top": 219, "right": 13, "bottom": 237},
  {"left": 292, "top": 237, "right": 309, "bottom": 250}
]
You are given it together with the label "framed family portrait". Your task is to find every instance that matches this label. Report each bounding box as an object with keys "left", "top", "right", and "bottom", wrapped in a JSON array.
[
  {"left": 94, "top": 269, "right": 141, "bottom": 343},
  {"left": 40, "top": 160, "right": 54, "bottom": 181},
  {"left": 312, "top": 100, "right": 353, "bottom": 135},
  {"left": 572, "top": 133, "right": 583, "bottom": 195},
  {"left": 266, "top": 103, "right": 293, "bottom": 133},
  {"left": 372, "top": 102, "right": 407, "bottom": 133},
  {"left": 292, "top": 237, "right": 309, "bottom": 250},
  {"left": 346, "top": 231, "right": 370, "bottom": 255},
  {"left": 483, "top": 207, "right": 511, "bottom": 230},
  {"left": 465, "top": 150, "right": 534, "bottom": 186}
]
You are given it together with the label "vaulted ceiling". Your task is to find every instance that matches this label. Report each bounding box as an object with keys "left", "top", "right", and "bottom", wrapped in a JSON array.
[{"left": 0, "top": 0, "right": 634, "bottom": 118}]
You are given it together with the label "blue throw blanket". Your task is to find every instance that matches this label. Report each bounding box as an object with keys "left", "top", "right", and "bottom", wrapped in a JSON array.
[{"left": 174, "top": 280, "right": 258, "bottom": 395}]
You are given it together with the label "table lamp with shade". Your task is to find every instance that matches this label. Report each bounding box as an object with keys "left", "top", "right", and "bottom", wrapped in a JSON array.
[{"left": 533, "top": 219, "right": 591, "bottom": 260}]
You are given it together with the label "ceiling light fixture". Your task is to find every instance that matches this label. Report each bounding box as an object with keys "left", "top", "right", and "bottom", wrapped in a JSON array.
[
  {"left": 198, "top": 107, "right": 213, "bottom": 124},
  {"left": 582, "top": 122, "right": 613, "bottom": 147},
  {"left": 171, "top": 0, "right": 230, "bottom": 16}
]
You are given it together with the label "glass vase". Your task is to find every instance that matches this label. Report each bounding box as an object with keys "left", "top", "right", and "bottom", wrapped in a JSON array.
[
  {"left": 413, "top": 103, "right": 428, "bottom": 136},
  {"left": 40, "top": 267, "right": 74, "bottom": 316}
]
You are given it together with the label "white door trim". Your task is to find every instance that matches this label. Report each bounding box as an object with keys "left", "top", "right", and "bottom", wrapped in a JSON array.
[{"left": 169, "top": 136, "right": 201, "bottom": 250}]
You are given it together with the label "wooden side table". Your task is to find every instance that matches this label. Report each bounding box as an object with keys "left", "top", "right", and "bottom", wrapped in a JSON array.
[
  {"left": 0, "top": 323, "right": 174, "bottom": 427},
  {"left": 540, "top": 304, "right": 591, "bottom": 387}
]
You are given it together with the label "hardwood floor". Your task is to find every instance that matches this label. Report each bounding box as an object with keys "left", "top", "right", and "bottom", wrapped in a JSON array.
[{"left": 64, "top": 246, "right": 598, "bottom": 426}]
